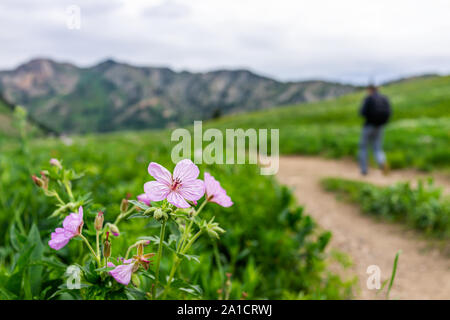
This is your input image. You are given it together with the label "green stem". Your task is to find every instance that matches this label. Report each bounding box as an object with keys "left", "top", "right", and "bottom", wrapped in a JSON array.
[
  {"left": 125, "top": 244, "right": 136, "bottom": 260},
  {"left": 114, "top": 207, "right": 136, "bottom": 225},
  {"left": 213, "top": 241, "right": 224, "bottom": 288},
  {"left": 96, "top": 230, "right": 100, "bottom": 260},
  {"left": 195, "top": 200, "right": 208, "bottom": 216},
  {"left": 64, "top": 181, "right": 74, "bottom": 201},
  {"left": 79, "top": 234, "right": 100, "bottom": 265},
  {"left": 178, "top": 218, "right": 192, "bottom": 252},
  {"left": 163, "top": 257, "right": 181, "bottom": 299},
  {"left": 182, "top": 230, "right": 202, "bottom": 254},
  {"left": 162, "top": 230, "right": 203, "bottom": 299},
  {"left": 153, "top": 220, "right": 167, "bottom": 299},
  {"left": 178, "top": 200, "right": 207, "bottom": 252},
  {"left": 52, "top": 191, "right": 65, "bottom": 206}
]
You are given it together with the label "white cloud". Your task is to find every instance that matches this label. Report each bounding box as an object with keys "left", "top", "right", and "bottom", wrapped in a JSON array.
[{"left": 1, "top": 0, "right": 450, "bottom": 84}]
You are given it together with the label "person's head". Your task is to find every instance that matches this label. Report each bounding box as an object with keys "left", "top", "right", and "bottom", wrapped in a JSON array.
[{"left": 367, "top": 85, "right": 377, "bottom": 95}]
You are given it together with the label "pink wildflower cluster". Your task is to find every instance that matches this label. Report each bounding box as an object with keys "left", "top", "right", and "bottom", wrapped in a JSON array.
[
  {"left": 139, "top": 159, "right": 233, "bottom": 209},
  {"left": 46, "top": 158, "right": 232, "bottom": 287}
]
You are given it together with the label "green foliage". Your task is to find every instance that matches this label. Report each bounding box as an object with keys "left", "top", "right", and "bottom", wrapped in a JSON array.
[
  {"left": 0, "top": 129, "right": 353, "bottom": 299},
  {"left": 322, "top": 177, "right": 450, "bottom": 238}
]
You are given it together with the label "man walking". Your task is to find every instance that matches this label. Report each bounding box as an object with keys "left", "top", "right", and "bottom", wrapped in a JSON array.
[{"left": 359, "top": 85, "right": 391, "bottom": 175}]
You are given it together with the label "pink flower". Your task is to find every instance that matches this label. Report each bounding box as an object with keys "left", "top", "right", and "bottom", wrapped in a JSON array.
[
  {"left": 49, "top": 158, "right": 62, "bottom": 169},
  {"left": 144, "top": 159, "right": 205, "bottom": 208},
  {"left": 137, "top": 193, "right": 152, "bottom": 206},
  {"left": 48, "top": 206, "right": 84, "bottom": 250},
  {"left": 108, "top": 250, "right": 153, "bottom": 285},
  {"left": 204, "top": 172, "right": 233, "bottom": 207},
  {"left": 108, "top": 260, "right": 135, "bottom": 285}
]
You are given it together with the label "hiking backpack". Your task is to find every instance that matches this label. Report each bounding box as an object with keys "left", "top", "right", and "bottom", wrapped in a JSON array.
[{"left": 368, "top": 94, "right": 391, "bottom": 125}]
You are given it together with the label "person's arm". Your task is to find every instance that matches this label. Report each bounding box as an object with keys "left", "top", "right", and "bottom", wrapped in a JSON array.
[{"left": 360, "top": 96, "right": 369, "bottom": 117}]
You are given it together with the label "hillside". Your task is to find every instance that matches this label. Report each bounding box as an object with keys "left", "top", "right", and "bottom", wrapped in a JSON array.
[
  {"left": 0, "top": 97, "right": 15, "bottom": 137},
  {"left": 206, "top": 75, "right": 450, "bottom": 170},
  {"left": 0, "top": 58, "right": 356, "bottom": 134}
]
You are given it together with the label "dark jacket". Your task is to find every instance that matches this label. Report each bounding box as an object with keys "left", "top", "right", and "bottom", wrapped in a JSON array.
[{"left": 360, "top": 93, "right": 391, "bottom": 126}]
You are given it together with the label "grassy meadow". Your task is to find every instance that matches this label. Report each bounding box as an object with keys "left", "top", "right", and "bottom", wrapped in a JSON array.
[
  {"left": 0, "top": 126, "right": 354, "bottom": 299},
  {"left": 209, "top": 75, "right": 450, "bottom": 170},
  {"left": 0, "top": 75, "right": 449, "bottom": 299}
]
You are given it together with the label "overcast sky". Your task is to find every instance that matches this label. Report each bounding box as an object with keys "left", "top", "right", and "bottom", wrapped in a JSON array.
[{"left": 1, "top": 0, "right": 450, "bottom": 84}]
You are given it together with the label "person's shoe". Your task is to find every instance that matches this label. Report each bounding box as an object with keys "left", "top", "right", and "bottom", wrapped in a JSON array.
[{"left": 381, "top": 163, "right": 390, "bottom": 175}]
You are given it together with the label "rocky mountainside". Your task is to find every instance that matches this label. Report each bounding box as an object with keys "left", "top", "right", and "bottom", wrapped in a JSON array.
[{"left": 0, "top": 58, "right": 357, "bottom": 134}]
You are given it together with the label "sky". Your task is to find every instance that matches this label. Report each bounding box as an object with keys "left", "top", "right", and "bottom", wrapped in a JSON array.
[{"left": 1, "top": 0, "right": 450, "bottom": 84}]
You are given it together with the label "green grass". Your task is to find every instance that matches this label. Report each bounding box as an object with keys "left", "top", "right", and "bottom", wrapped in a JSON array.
[
  {"left": 321, "top": 177, "right": 450, "bottom": 239},
  {"left": 1, "top": 74, "right": 449, "bottom": 299},
  {"left": 0, "top": 129, "right": 354, "bottom": 299},
  {"left": 206, "top": 75, "right": 450, "bottom": 170},
  {"left": 0, "top": 99, "right": 15, "bottom": 138}
]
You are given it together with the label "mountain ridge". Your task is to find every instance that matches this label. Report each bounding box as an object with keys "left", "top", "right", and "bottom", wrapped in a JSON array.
[{"left": 0, "top": 58, "right": 359, "bottom": 133}]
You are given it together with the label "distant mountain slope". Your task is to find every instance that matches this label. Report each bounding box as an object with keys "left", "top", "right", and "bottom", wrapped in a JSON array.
[
  {"left": 0, "top": 95, "right": 49, "bottom": 138},
  {"left": 0, "top": 58, "right": 357, "bottom": 134}
]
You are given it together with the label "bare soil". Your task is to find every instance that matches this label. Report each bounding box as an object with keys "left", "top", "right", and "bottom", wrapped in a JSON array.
[{"left": 277, "top": 155, "right": 450, "bottom": 300}]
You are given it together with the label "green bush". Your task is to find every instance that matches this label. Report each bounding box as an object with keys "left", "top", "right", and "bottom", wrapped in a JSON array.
[{"left": 322, "top": 177, "right": 450, "bottom": 238}]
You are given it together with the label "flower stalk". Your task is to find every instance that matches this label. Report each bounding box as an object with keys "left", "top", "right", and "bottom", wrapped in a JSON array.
[{"left": 152, "top": 219, "right": 166, "bottom": 299}]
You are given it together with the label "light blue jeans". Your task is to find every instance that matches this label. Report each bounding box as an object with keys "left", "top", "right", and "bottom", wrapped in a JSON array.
[{"left": 358, "top": 125, "right": 386, "bottom": 174}]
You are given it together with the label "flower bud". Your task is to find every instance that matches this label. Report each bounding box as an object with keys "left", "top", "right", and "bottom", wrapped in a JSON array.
[
  {"left": 108, "top": 223, "right": 120, "bottom": 237},
  {"left": 131, "top": 273, "right": 141, "bottom": 287},
  {"left": 103, "top": 246, "right": 111, "bottom": 259},
  {"left": 94, "top": 212, "right": 104, "bottom": 231},
  {"left": 49, "top": 158, "right": 62, "bottom": 169},
  {"left": 39, "top": 172, "right": 49, "bottom": 190},
  {"left": 203, "top": 217, "right": 225, "bottom": 239},
  {"left": 153, "top": 208, "right": 169, "bottom": 222},
  {"left": 120, "top": 199, "right": 128, "bottom": 213},
  {"left": 143, "top": 207, "right": 157, "bottom": 216},
  {"left": 103, "top": 234, "right": 111, "bottom": 259},
  {"left": 31, "top": 175, "right": 44, "bottom": 188},
  {"left": 153, "top": 208, "right": 163, "bottom": 221}
]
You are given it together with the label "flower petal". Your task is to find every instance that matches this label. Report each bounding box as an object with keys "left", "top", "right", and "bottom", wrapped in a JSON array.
[
  {"left": 109, "top": 263, "right": 135, "bottom": 285},
  {"left": 167, "top": 191, "right": 190, "bottom": 208},
  {"left": 178, "top": 179, "right": 205, "bottom": 201},
  {"left": 211, "top": 192, "right": 233, "bottom": 207},
  {"left": 48, "top": 228, "right": 72, "bottom": 250},
  {"left": 137, "top": 193, "right": 152, "bottom": 206},
  {"left": 204, "top": 172, "right": 220, "bottom": 198},
  {"left": 204, "top": 172, "right": 233, "bottom": 207},
  {"left": 148, "top": 162, "right": 172, "bottom": 185},
  {"left": 173, "top": 159, "right": 199, "bottom": 182},
  {"left": 144, "top": 181, "right": 170, "bottom": 201},
  {"left": 62, "top": 207, "right": 84, "bottom": 235}
]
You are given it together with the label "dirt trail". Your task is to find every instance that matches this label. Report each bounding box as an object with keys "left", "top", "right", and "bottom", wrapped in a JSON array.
[{"left": 277, "top": 155, "right": 450, "bottom": 300}]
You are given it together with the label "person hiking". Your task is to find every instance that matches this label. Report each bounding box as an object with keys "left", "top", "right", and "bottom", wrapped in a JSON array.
[{"left": 358, "top": 85, "right": 391, "bottom": 175}]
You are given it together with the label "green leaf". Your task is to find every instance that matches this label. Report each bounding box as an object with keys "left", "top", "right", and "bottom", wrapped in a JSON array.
[
  {"left": 0, "top": 286, "right": 18, "bottom": 300},
  {"left": 127, "top": 213, "right": 150, "bottom": 219},
  {"left": 94, "top": 266, "right": 115, "bottom": 272},
  {"left": 27, "top": 224, "right": 44, "bottom": 297},
  {"left": 9, "top": 224, "right": 20, "bottom": 251},
  {"left": 128, "top": 200, "right": 150, "bottom": 211}
]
